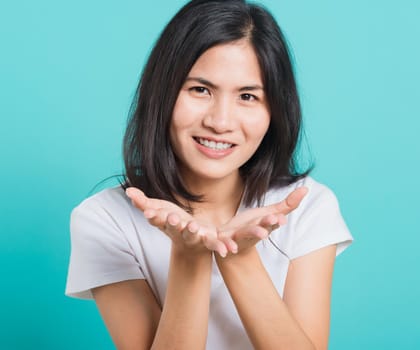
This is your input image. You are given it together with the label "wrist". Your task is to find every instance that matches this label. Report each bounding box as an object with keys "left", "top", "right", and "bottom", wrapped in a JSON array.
[
  {"left": 215, "top": 246, "right": 259, "bottom": 268},
  {"left": 171, "top": 245, "right": 213, "bottom": 266}
]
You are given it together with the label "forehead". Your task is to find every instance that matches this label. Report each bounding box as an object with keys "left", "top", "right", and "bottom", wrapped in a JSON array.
[{"left": 187, "top": 40, "right": 263, "bottom": 85}]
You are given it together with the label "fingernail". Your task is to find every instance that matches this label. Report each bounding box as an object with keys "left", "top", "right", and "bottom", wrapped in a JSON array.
[
  {"left": 187, "top": 222, "right": 199, "bottom": 233},
  {"left": 125, "top": 188, "right": 134, "bottom": 198}
]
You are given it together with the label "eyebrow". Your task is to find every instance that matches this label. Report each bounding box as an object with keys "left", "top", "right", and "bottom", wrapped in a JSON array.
[{"left": 185, "top": 77, "right": 264, "bottom": 92}]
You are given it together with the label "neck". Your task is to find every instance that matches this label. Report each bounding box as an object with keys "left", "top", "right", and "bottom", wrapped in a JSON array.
[{"left": 181, "top": 174, "right": 244, "bottom": 226}]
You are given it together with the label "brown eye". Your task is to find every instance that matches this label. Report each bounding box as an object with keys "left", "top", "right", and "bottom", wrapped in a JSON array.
[
  {"left": 190, "top": 86, "right": 209, "bottom": 94},
  {"left": 240, "top": 93, "right": 257, "bottom": 101}
]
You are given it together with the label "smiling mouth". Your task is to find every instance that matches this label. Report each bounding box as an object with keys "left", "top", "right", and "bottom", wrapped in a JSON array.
[{"left": 194, "top": 137, "right": 234, "bottom": 150}]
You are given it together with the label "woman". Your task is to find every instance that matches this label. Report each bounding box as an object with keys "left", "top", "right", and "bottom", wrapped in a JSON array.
[{"left": 66, "top": 0, "right": 352, "bottom": 349}]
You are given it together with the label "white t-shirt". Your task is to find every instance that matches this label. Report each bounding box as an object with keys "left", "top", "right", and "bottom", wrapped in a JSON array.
[{"left": 65, "top": 176, "right": 353, "bottom": 349}]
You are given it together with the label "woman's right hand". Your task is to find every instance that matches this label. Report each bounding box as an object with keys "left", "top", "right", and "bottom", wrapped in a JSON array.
[{"left": 125, "top": 187, "right": 229, "bottom": 257}]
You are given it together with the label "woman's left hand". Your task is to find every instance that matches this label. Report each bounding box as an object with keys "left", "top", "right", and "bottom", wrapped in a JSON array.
[{"left": 217, "top": 186, "right": 308, "bottom": 255}]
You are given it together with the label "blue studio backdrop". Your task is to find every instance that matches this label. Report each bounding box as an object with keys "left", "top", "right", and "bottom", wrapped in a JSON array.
[{"left": 1, "top": 0, "right": 419, "bottom": 349}]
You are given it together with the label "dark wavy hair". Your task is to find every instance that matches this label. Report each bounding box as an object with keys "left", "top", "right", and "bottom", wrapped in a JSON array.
[{"left": 122, "top": 0, "right": 311, "bottom": 210}]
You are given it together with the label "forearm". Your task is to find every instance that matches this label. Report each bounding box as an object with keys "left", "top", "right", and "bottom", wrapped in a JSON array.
[
  {"left": 216, "top": 248, "right": 315, "bottom": 350},
  {"left": 151, "top": 247, "right": 212, "bottom": 350}
]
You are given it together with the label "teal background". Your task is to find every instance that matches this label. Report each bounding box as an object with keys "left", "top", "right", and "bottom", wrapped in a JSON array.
[{"left": 1, "top": 0, "right": 419, "bottom": 349}]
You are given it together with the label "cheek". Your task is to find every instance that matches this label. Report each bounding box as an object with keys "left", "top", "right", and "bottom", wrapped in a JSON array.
[
  {"left": 171, "top": 99, "right": 185, "bottom": 131},
  {"left": 170, "top": 99, "right": 200, "bottom": 152},
  {"left": 169, "top": 102, "right": 184, "bottom": 145},
  {"left": 171, "top": 93, "right": 205, "bottom": 129},
  {"left": 245, "top": 112, "right": 271, "bottom": 142}
]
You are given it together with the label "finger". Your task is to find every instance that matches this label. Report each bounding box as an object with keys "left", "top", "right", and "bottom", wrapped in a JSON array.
[
  {"left": 251, "top": 226, "right": 270, "bottom": 240},
  {"left": 165, "top": 213, "right": 184, "bottom": 236},
  {"left": 167, "top": 212, "right": 181, "bottom": 226},
  {"left": 147, "top": 209, "right": 170, "bottom": 229},
  {"left": 259, "top": 213, "right": 287, "bottom": 231},
  {"left": 259, "top": 214, "right": 278, "bottom": 229},
  {"left": 202, "top": 235, "right": 228, "bottom": 258},
  {"left": 233, "top": 225, "right": 269, "bottom": 241},
  {"left": 270, "top": 214, "right": 287, "bottom": 231},
  {"left": 227, "top": 186, "right": 308, "bottom": 223},
  {"left": 144, "top": 209, "right": 156, "bottom": 219},
  {"left": 126, "top": 187, "right": 176, "bottom": 212},
  {"left": 218, "top": 236, "right": 238, "bottom": 254},
  {"left": 166, "top": 212, "right": 182, "bottom": 229},
  {"left": 271, "top": 186, "right": 308, "bottom": 215},
  {"left": 126, "top": 187, "right": 148, "bottom": 210},
  {"left": 285, "top": 186, "right": 308, "bottom": 210},
  {"left": 182, "top": 221, "right": 201, "bottom": 244}
]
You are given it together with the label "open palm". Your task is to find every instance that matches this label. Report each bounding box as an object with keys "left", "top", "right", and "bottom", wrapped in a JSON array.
[
  {"left": 126, "top": 186, "right": 307, "bottom": 257},
  {"left": 126, "top": 188, "right": 228, "bottom": 256},
  {"left": 218, "top": 186, "right": 308, "bottom": 254}
]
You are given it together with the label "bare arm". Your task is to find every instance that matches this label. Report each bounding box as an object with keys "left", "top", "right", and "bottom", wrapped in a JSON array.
[
  {"left": 92, "top": 280, "right": 161, "bottom": 350},
  {"left": 95, "top": 187, "right": 307, "bottom": 349},
  {"left": 214, "top": 187, "right": 335, "bottom": 349},
  {"left": 216, "top": 244, "right": 336, "bottom": 350},
  {"left": 94, "top": 188, "right": 226, "bottom": 350},
  {"left": 151, "top": 248, "right": 212, "bottom": 349},
  {"left": 283, "top": 245, "right": 336, "bottom": 350},
  {"left": 92, "top": 248, "right": 213, "bottom": 350}
]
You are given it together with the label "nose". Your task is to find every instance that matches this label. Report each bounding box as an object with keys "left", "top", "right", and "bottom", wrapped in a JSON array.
[{"left": 203, "top": 96, "right": 235, "bottom": 133}]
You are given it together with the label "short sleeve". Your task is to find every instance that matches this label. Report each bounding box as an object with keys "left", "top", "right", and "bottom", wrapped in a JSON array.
[
  {"left": 65, "top": 197, "right": 145, "bottom": 299},
  {"left": 287, "top": 181, "right": 353, "bottom": 260}
]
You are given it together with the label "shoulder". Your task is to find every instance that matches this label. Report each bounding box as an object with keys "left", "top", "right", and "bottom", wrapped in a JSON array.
[
  {"left": 69, "top": 186, "right": 147, "bottom": 247},
  {"left": 296, "top": 176, "right": 341, "bottom": 218},
  {"left": 73, "top": 186, "right": 131, "bottom": 216},
  {"left": 71, "top": 186, "right": 135, "bottom": 228},
  {"left": 66, "top": 186, "right": 150, "bottom": 299}
]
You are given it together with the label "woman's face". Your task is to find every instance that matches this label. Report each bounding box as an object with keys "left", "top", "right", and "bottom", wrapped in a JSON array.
[{"left": 170, "top": 40, "right": 270, "bottom": 187}]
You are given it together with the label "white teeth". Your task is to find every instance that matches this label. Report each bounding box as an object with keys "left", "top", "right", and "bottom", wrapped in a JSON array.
[{"left": 198, "top": 138, "right": 232, "bottom": 150}]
